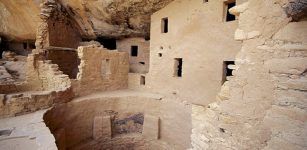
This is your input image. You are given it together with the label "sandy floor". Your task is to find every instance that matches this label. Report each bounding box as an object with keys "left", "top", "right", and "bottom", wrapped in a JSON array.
[{"left": 0, "top": 110, "right": 57, "bottom": 150}]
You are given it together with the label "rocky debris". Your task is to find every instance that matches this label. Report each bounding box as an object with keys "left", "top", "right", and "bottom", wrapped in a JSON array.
[
  {"left": 2, "top": 51, "right": 17, "bottom": 61},
  {"left": 0, "top": 66, "right": 14, "bottom": 82},
  {"left": 285, "top": 0, "right": 307, "bottom": 21}
]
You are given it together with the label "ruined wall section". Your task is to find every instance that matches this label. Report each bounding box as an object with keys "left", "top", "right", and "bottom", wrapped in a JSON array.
[
  {"left": 72, "top": 45, "right": 129, "bottom": 96},
  {"left": 0, "top": 50, "right": 73, "bottom": 118},
  {"left": 190, "top": 0, "right": 307, "bottom": 149},
  {"left": 45, "top": 48, "right": 80, "bottom": 79},
  {"left": 36, "top": 0, "right": 81, "bottom": 49}
]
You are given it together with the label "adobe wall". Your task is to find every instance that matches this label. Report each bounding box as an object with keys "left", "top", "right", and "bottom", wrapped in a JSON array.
[
  {"left": 36, "top": 0, "right": 82, "bottom": 49},
  {"left": 44, "top": 95, "right": 191, "bottom": 150},
  {"left": 72, "top": 45, "right": 129, "bottom": 96},
  {"left": 45, "top": 48, "right": 80, "bottom": 79},
  {"left": 47, "top": 20, "right": 82, "bottom": 49},
  {"left": 0, "top": 50, "right": 74, "bottom": 118},
  {"left": 147, "top": 0, "right": 246, "bottom": 105},
  {"left": 117, "top": 38, "right": 150, "bottom": 73},
  {"left": 190, "top": 0, "right": 307, "bottom": 149},
  {"left": 128, "top": 73, "right": 147, "bottom": 89}
]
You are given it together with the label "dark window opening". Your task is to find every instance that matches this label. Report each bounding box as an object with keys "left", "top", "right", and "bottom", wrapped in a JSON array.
[
  {"left": 145, "top": 37, "right": 150, "bottom": 41},
  {"left": 131, "top": 46, "right": 138, "bottom": 57},
  {"left": 97, "top": 37, "right": 117, "bottom": 50},
  {"left": 225, "top": 2, "right": 236, "bottom": 22},
  {"left": 174, "top": 58, "right": 183, "bottom": 77},
  {"left": 29, "top": 43, "right": 36, "bottom": 49},
  {"left": 204, "top": 0, "right": 208, "bottom": 3},
  {"left": 140, "top": 76, "right": 145, "bottom": 85},
  {"left": 23, "top": 42, "right": 27, "bottom": 49},
  {"left": 0, "top": 129, "right": 12, "bottom": 136},
  {"left": 222, "top": 61, "right": 235, "bottom": 83},
  {"left": 139, "top": 62, "right": 145, "bottom": 65},
  {"left": 158, "top": 53, "right": 162, "bottom": 57},
  {"left": 161, "top": 18, "right": 168, "bottom": 33}
]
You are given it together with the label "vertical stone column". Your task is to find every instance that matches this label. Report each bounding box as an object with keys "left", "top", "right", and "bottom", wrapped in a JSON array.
[
  {"left": 142, "top": 115, "right": 160, "bottom": 140},
  {"left": 93, "top": 116, "right": 112, "bottom": 140}
]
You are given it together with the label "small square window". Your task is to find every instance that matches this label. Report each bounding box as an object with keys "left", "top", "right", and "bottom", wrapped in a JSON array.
[
  {"left": 131, "top": 46, "right": 138, "bottom": 57},
  {"left": 158, "top": 53, "right": 162, "bottom": 57},
  {"left": 139, "top": 62, "right": 145, "bottom": 65},
  {"left": 204, "top": 0, "right": 208, "bottom": 3}
]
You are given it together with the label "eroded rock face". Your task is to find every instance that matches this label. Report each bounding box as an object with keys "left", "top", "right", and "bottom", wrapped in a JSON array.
[
  {"left": 0, "top": 0, "right": 174, "bottom": 41},
  {"left": 285, "top": 0, "right": 307, "bottom": 21}
]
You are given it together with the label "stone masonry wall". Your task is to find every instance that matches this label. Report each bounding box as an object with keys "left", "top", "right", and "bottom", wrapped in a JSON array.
[
  {"left": 117, "top": 38, "right": 150, "bottom": 74},
  {"left": 0, "top": 49, "right": 73, "bottom": 118},
  {"left": 72, "top": 45, "right": 129, "bottom": 96},
  {"left": 190, "top": 0, "right": 307, "bottom": 149},
  {"left": 46, "top": 49, "right": 80, "bottom": 79}
]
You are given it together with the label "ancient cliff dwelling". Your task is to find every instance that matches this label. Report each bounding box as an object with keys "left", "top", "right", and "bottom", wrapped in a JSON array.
[{"left": 0, "top": 0, "right": 306, "bottom": 150}]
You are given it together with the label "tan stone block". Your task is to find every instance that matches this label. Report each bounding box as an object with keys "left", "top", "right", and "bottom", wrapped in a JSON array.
[{"left": 143, "top": 115, "right": 159, "bottom": 140}]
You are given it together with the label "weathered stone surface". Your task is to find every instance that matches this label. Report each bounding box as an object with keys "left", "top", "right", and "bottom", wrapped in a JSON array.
[
  {"left": 285, "top": 0, "right": 307, "bottom": 21},
  {"left": 0, "top": 0, "right": 174, "bottom": 41}
]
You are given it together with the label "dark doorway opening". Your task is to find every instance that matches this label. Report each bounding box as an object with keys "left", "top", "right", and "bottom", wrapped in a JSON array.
[
  {"left": 140, "top": 76, "right": 145, "bottom": 85},
  {"left": 222, "top": 61, "right": 235, "bottom": 83},
  {"left": 161, "top": 18, "right": 168, "bottom": 33},
  {"left": 131, "top": 46, "right": 138, "bottom": 57},
  {"left": 174, "top": 58, "right": 183, "bottom": 77},
  {"left": 97, "top": 37, "right": 117, "bottom": 50},
  {"left": 225, "top": 2, "right": 236, "bottom": 22}
]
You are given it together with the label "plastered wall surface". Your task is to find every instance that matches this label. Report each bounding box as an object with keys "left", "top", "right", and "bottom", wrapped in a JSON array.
[
  {"left": 190, "top": 0, "right": 307, "bottom": 149},
  {"left": 147, "top": 0, "right": 245, "bottom": 105},
  {"left": 117, "top": 38, "right": 150, "bottom": 74}
]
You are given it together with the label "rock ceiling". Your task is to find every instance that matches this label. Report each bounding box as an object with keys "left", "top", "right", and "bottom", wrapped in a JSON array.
[{"left": 0, "top": 0, "right": 174, "bottom": 41}]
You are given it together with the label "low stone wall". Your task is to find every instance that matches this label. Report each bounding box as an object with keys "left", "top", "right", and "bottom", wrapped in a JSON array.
[{"left": 0, "top": 50, "right": 74, "bottom": 118}]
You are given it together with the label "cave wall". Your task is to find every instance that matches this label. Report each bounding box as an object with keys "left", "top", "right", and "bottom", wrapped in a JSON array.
[
  {"left": 0, "top": 0, "right": 175, "bottom": 41},
  {"left": 190, "top": 0, "right": 307, "bottom": 149}
]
